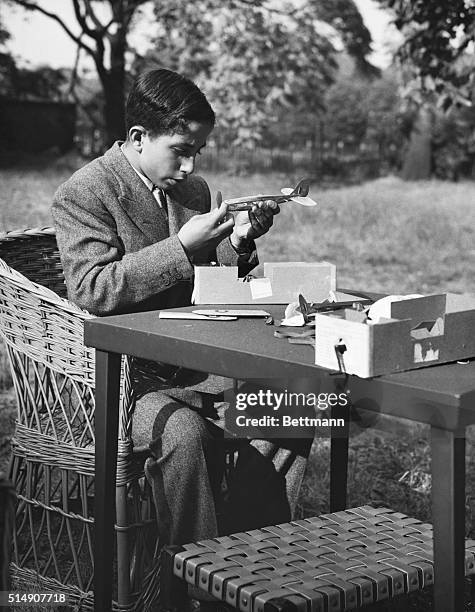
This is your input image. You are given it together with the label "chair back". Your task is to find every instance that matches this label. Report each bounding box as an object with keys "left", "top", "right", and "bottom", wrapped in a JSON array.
[
  {"left": 0, "top": 227, "right": 135, "bottom": 456},
  {"left": 0, "top": 227, "right": 67, "bottom": 297}
]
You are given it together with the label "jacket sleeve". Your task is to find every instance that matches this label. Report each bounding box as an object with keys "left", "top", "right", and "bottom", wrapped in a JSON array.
[
  {"left": 216, "top": 238, "right": 259, "bottom": 276},
  {"left": 52, "top": 183, "right": 194, "bottom": 316}
]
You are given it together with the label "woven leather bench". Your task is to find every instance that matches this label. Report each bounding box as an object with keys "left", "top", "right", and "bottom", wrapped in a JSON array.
[{"left": 161, "top": 505, "right": 475, "bottom": 611}]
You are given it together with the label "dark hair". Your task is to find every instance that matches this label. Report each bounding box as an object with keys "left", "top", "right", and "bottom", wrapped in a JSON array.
[{"left": 125, "top": 69, "right": 215, "bottom": 137}]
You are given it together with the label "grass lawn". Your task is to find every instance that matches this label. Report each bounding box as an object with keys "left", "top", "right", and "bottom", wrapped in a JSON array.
[
  {"left": 1, "top": 155, "right": 474, "bottom": 296},
  {"left": 1, "top": 154, "right": 475, "bottom": 609}
]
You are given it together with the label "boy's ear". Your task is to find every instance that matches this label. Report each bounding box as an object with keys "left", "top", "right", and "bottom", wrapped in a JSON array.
[{"left": 128, "top": 125, "right": 146, "bottom": 150}]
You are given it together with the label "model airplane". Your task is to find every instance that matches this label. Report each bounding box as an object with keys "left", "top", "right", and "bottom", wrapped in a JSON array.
[
  {"left": 297, "top": 293, "right": 374, "bottom": 323},
  {"left": 224, "top": 178, "right": 317, "bottom": 211}
]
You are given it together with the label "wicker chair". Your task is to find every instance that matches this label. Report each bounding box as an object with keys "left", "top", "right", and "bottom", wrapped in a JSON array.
[{"left": 0, "top": 227, "right": 160, "bottom": 611}]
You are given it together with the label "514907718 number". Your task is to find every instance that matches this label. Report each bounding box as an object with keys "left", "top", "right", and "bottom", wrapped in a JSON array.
[{"left": 0, "top": 592, "right": 68, "bottom": 607}]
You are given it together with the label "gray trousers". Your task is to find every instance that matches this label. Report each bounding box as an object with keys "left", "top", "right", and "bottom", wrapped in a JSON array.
[{"left": 132, "top": 373, "right": 313, "bottom": 546}]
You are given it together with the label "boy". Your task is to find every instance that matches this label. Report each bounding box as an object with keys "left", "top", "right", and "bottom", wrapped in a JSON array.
[{"left": 52, "top": 69, "right": 312, "bottom": 582}]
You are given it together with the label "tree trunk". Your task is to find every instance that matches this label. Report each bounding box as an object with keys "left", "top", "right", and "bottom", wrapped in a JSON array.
[
  {"left": 101, "top": 22, "right": 127, "bottom": 147},
  {"left": 401, "top": 106, "right": 432, "bottom": 180},
  {"left": 103, "top": 72, "right": 125, "bottom": 146}
]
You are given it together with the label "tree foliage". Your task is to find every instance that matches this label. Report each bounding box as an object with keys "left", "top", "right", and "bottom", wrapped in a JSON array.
[
  {"left": 377, "top": 0, "right": 475, "bottom": 108},
  {"left": 7, "top": 65, "right": 70, "bottom": 100},
  {"left": 309, "top": 0, "right": 379, "bottom": 77},
  {"left": 0, "top": 8, "right": 16, "bottom": 95},
  {"left": 0, "top": 12, "right": 10, "bottom": 46},
  {"left": 319, "top": 69, "right": 406, "bottom": 170},
  {"left": 6, "top": 0, "right": 376, "bottom": 149},
  {"left": 136, "top": 0, "right": 376, "bottom": 146},
  {"left": 432, "top": 103, "right": 475, "bottom": 179}
]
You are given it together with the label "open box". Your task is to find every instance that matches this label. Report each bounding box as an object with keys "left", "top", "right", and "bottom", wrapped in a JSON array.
[
  {"left": 314, "top": 293, "right": 475, "bottom": 377},
  {"left": 192, "top": 262, "right": 336, "bottom": 304}
]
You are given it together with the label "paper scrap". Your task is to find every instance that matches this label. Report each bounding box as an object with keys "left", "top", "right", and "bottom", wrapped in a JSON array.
[
  {"left": 281, "top": 313, "right": 306, "bottom": 326},
  {"left": 282, "top": 302, "right": 306, "bottom": 326},
  {"left": 249, "top": 277, "right": 273, "bottom": 300},
  {"left": 284, "top": 302, "right": 299, "bottom": 319}
]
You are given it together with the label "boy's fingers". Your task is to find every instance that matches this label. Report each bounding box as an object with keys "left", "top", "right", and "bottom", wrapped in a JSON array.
[
  {"left": 249, "top": 210, "right": 268, "bottom": 232},
  {"left": 251, "top": 201, "right": 263, "bottom": 212},
  {"left": 257, "top": 199, "right": 279, "bottom": 212},
  {"left": 253, "top": 206, "right": 273, "bottom": 225},
  {"left": 213, "top": 201, "right": 230, "bottom": 220},
  {"left": 218, "top": 217, "right": 235, "bottom": 234},
  {"left": 266, "top": 199, "right": 279, "bottom": 212}
]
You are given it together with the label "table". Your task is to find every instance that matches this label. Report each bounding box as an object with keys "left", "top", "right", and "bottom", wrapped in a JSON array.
[{"left": 84, "top": 303, "right": 475, "bottom": 612}]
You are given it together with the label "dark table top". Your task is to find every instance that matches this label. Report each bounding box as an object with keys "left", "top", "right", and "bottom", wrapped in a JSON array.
[{"left": 85, "top": 304, "right": 475, "bottom": 431}]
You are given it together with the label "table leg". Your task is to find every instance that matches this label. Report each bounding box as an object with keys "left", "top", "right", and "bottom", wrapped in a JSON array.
[
  {"left": 94, "top": 349, "right": 121, "bottom": 612},
  {"left": 330, "top": 401, "right": 350, "bottom": 512},
  {"left": 431, "top": 425, "right": 466, "bottom": 612}
]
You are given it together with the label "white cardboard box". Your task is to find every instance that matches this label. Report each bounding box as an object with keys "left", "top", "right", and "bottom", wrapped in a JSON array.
[
  {"left": 192, "top": 262, "right": 336, "bottom": 304},
  {"left": 314, "top": 293, "right": 475, "bottom": 377}
]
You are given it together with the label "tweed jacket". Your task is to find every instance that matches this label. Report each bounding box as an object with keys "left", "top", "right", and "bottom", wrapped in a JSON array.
[{"left": 52, "top": 142, "right": 257, "bottom": 317}]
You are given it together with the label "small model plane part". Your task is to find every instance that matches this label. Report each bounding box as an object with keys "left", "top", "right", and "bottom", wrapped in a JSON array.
[
  {"left": 224, "top": 178, "right": 317, "bottom": 211},
  {"left": 297, "top": 293, "right": 374, "bottom": 319}
]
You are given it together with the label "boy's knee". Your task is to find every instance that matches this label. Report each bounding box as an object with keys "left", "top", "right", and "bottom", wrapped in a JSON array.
[{"left": 155, "top": 405, "right": 210, "bottom": 456}]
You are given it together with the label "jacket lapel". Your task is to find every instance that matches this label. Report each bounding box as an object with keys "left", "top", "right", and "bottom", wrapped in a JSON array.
[
  {"left": 104, "top": 143, "right": 169, "bottom": 242},
  {"left": 167, "top": 191, "right": 193, "bottom": 236},
  {"left": 166, "top": 181, "right": 207, "bottom": 236}
]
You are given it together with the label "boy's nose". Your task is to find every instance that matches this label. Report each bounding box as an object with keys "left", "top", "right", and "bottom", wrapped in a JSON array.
[{"left": 180, "top": 156, "right": 195, "bottom": 175}]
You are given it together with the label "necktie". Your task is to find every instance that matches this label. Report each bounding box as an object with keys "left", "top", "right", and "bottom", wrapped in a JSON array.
[{"left": 152, "top": 186, "right": 168, "bottom": 217}]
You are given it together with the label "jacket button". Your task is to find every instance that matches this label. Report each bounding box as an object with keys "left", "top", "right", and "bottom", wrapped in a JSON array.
[{"left": 161, "top": 271, "right": 171, "bottom": 286}]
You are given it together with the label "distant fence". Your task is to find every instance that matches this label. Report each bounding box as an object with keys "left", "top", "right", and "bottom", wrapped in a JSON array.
[
  {"left": 0, "top": 98, "right": 76, "bottom": 157},
  {"left": 74, "top": 127, "right": 390, "bottom": 182},
  {"left": 199, "top": 145, "right": 385, "bottom": 181},
  {"left": 75, "top": 124, "right": 105, "bottom": 158}
]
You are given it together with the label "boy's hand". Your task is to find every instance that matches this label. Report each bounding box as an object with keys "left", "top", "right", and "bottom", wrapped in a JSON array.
[
  {"left": 230, "top": 200, "right": 280, "bottom": 249},
  {"left": 177, "top": 195, "right": 234, "bottom": 257}
]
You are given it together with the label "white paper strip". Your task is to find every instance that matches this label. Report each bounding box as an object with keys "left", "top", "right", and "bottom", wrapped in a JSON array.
[{"left": 158, "top": 312, "right": 236, "bottom": 320}]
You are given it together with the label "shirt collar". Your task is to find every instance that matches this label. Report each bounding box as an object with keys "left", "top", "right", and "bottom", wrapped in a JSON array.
[{"left": 120, "top": 143, "right": 155, "bottom": 191}]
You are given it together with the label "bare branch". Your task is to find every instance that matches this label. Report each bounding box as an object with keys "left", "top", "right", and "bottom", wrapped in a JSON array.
[
  {"left": 69, "top": 0, "right": 108, "bottom": 84},
  {"left": 68, "top": 37, "right": 82, "bottom": 96},
  {"left": 72, "top": 0, "right": 101, "bottom": 40},
  {"left": 83, "top": 0, "right": 107, "bottom": 32},
  {"left": 103, "top": 17, "right": 115, "bottom": 31},
  {"left": 9, "top": 0, "right": 96, "bottom": 57}
]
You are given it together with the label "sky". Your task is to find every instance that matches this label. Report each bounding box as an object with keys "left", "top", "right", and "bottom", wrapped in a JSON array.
[{"left": 2, "top": 0, "right": 402, "bottom": 71}]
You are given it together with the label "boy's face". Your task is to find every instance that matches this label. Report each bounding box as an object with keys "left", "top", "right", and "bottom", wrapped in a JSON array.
[{"left": 137, "top": 121, "right": 213, "bottom": 190}]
